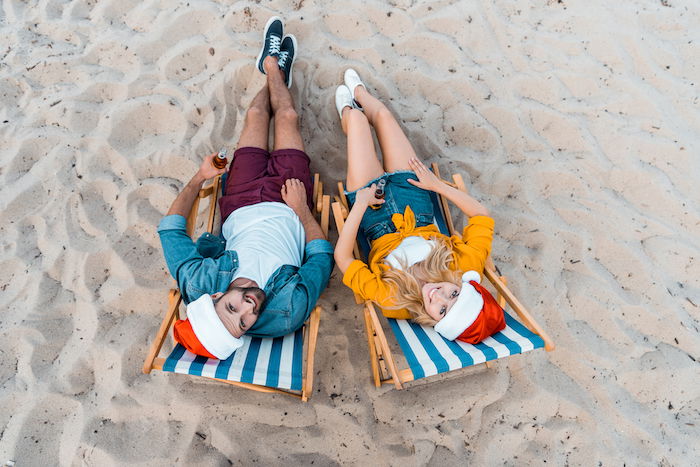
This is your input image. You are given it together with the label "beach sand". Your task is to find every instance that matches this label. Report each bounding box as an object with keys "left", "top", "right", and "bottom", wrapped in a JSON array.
[{"left": 1, "top": 0, "right": 698, "bottom": 465}]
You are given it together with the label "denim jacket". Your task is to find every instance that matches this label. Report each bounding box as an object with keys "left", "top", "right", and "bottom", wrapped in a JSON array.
[{"left": 158, "top": 214, "right": 334, "bottom": 338}]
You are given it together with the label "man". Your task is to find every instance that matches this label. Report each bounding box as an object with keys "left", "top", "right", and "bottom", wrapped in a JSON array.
[{"left": 157, "top": 17, "right": 333, "bottom": 360}]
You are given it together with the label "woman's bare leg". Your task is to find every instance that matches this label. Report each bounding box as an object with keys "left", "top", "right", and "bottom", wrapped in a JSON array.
[
  {"left": 236, "top": 85, "right": 271, "bottom": 151},
  {"left": 342, "top": 106, "right": 384, "bottom": 191},
  {"left": 353, "top": 85, "right": 418, "bottom": 172}
]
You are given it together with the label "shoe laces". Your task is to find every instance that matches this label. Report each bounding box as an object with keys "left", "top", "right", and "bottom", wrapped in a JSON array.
[
  {"left": 268, "top": 35, "right": 282, "bottom": 55},
  {"left": 278, "top": 49, "right": 290, "bottom": 68}
]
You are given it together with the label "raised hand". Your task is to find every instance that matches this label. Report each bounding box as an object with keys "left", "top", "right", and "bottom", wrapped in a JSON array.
[
  {"left": 354, "top": 183, "right": 385, "bottom": 208},
  {"left": 197, "top": 152, "right": 227, "bottom": 180},
  {"left": 406, "top": 158, "right": 445, "bottom": 193}
]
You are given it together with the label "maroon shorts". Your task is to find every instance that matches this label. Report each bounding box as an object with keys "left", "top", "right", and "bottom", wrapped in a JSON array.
[{"left": 218, "top": 147, "right": 314, "bottom": 222}]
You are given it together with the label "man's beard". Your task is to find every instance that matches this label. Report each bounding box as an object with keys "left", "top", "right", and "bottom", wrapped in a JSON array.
[{"left": 231, "top": 286, "right": 266, "bottom": 312}]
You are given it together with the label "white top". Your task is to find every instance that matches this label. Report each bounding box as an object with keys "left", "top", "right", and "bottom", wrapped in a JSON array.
[
  {"left": 222, "top": 202, "right": 305, "bottom": 289},
  {"left": 385, "top": 236, "right": 436, "bottom": 270}
]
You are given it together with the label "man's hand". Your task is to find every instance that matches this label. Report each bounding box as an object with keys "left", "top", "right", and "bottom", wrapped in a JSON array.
[
  {"left": 198, "top": 152, "right": 227, "bottom": 181},
  {"left": 281, "top": 178, "right": 309, "bottom": 215},
  {"left": 407, "top": 158, "right": 445, "bottom": 193},
  {"left": 166, "top": 152, "right": 225, "bottom": 217},
  {"left": 281, "top": 178, "right": 326, "bottom": 242},
  {"left": 354, "top": 184, "right": 385, "bottom": 208}
]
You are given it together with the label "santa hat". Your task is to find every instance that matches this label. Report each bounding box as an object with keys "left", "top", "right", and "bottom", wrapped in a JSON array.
[
  {"left": 433, "top": 271, "right": 485, "bottom": 341},
  {"left": 173, "top": 294, "right": 243, "bottom": 360}
]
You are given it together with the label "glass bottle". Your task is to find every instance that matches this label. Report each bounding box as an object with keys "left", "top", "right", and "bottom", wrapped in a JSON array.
[
  {"left": 369, "top": 178, "right": 386, "bottom": 210},
  {"left": 212, "top": 148, "right": 228, "bottom": 169}
]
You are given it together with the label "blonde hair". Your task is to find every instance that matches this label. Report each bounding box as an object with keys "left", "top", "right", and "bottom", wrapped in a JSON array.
[{"left": 381, "top": 236, "right": 462, "bottom": 326}]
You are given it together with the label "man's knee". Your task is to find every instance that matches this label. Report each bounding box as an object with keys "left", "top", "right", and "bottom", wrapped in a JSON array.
[
  {"left": 246, "top": 105, "right": 269, "bottom": 122},
  {"left": 275, "top": 107, "right": 298, "bottom": 126}
]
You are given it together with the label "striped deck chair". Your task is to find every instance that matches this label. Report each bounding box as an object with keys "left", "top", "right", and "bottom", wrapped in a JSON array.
[
  {"left": 332, "top": 165, "right": 554, "bottom": 389},
  {"left": 143, "top": 173, "right": 331, "bottom": 401}
]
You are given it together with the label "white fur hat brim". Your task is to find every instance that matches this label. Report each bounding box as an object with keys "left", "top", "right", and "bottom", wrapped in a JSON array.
[
  {"left": 187, "top": 294, "right": 243, "bottom": 360},
  {"left": 433, "top": 271, "right": 484, "bottom": 341}
]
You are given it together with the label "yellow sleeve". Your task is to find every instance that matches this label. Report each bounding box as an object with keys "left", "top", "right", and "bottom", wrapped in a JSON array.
[
  {"left": 342, "top": 259, "right": 392, "bottom": 303},
  {"left": 451, "top": 215, "right": 495, "bottom": 274},
  {"left": 341, "top": 259, "right": 412, "bottom": 319}
]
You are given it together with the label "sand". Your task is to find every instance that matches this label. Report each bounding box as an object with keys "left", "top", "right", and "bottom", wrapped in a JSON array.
[{"left": 1, "top": 0, "right": 698, "bottom": 465}]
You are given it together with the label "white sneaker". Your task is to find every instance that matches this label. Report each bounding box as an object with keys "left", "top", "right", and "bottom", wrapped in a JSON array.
[
  {"left": 344, "top": 68, "right": 365, "bottom": 106},
  {"left": 335, "top": 85, "right": 354, "bottom": 119}
]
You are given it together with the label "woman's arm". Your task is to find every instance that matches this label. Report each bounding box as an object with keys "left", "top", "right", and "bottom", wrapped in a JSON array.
[
  {"left": 334, "top": 184, "right": 384, "bottom": 273},
  {"left": 407, "top": 158, "right": 489, "bottom": 217},
  {"left": 438, "top": 184, "right": 489, "bottom": 217}
]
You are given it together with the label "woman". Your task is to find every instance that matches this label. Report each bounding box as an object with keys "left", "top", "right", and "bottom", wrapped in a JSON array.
[{"left": 333, "top": 69, "right": 505, "bottom": 344}]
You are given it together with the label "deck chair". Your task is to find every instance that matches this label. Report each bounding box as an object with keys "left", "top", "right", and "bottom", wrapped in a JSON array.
[
  {"left": 143, "top": 173, "right": 331, "bottom": 401},
  {"left": 332, "top": 165, "right": 555, "bottom": 389}
]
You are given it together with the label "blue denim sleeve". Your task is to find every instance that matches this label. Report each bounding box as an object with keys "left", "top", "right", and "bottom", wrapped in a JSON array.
[
  {"left": 157, "top": 215, "right": 218, "bottom": 300},
  {"left": 293, "top": 239, "right": 334, "bottom": 313},
  {"left": 304, "top": 238, "right": 335, "bottom": 256}
]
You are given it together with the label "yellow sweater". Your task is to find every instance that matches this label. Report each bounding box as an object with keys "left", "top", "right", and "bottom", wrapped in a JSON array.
[{"left": 342, "top": 206, "right": 495, "bottom": 319}]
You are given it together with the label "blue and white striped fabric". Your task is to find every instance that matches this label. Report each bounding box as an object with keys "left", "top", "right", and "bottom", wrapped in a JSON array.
[
  {"left": 388, "top": 312, "right": 545, "bottom": 380},
  {"left": 162, "top": 329, "right": 305, "bottom": 391}
]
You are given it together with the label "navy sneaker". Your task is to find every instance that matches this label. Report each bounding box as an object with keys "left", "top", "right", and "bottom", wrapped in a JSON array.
[
  {"left": 256, "top": 16, "right": 284, "bottom": 74},
  {"left": 277, "top": 34, "right": 297, "bottom": 88}
]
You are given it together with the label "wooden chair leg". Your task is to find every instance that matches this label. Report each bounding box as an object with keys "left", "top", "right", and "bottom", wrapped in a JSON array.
[
  {"left": 337, "top": 182, "right": 349, "bottom": 211},
  {"left": 313, "top": 173, "right": 320, "bottom": 206},
  {"left": 206, "top": 176, "right": 221, "bottom": 233},
  {"left": 484, "top": 267, "right": 555, "bottom": 351},
  {"left": 363, "top": 307, "right": 382, "bottom": 387},
  {"left": 316, "top": 181, "right": 324, "bottom": 215},
  {"left": 366, "top": 303, "right": 403, "bottom": 389},
  {"left": 452, "top": 173, "right": 467, "bottom": 193},
  {"left": 432, "top": 163, "right": 456, "bottom": 235},
  {"left": 497, "top": 276, "right": 508, "bottom": 309},
  {"left": 186, "top": 196, "right": 202, "bottom": 239},
  {"left": 321, "top": 194, "right": 330, "bottom": 237},
  {"left": 143, "top": 289, "right": 181, "bottom": 374},
  {"left": 302, "top": 306, "right": 322, "bottom": 402}
]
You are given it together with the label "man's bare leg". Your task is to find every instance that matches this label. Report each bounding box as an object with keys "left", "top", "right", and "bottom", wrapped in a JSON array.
[
  {"left": 236, "top": 85, "right": 271, "bottom": 150},
  {"left": 353, "top": 85, "right": 418, "bottom": 173},
  {"left": 341, "top": 106, "right": 384, "bottom": 191},
  {"left": 264, "top": 56, "right": 304, "bottom": 151}
]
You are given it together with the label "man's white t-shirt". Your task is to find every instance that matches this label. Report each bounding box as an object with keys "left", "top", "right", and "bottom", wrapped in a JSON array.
[{"left": 222, "top": 202, "right": 305, "bottom": 289}]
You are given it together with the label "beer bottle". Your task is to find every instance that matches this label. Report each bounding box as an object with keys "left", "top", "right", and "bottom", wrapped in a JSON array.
[
  {"left": 369, "top": 178, "right": 386, "bottom": 210},
  {"left": 212, "top": 148, "right": 228, "bottom": 169}
]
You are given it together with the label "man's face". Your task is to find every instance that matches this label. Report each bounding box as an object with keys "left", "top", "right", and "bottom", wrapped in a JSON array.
[{"left": 212, "top": 287, "right": 265, "bottom": 338}]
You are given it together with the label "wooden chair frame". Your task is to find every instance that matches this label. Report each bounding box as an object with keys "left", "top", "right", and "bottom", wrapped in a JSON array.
[
  {"left": 332, "top": 164, "right": 555, "bottom": 389},
  {"left": 143, "top": 174, "right": 331, "bottom": 402}
]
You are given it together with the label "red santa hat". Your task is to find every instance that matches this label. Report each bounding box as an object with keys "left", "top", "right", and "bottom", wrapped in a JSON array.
[
  {"left": 434, "top": 271, "right": 485, "bottom": 341},
  {"left": 173, "top": 294, "right": 243, "bottom": 360}
]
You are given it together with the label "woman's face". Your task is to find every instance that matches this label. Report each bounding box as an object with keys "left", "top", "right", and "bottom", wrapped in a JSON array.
[{"left": 421, "top": 281, "right": 461, "bottom": 322}]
